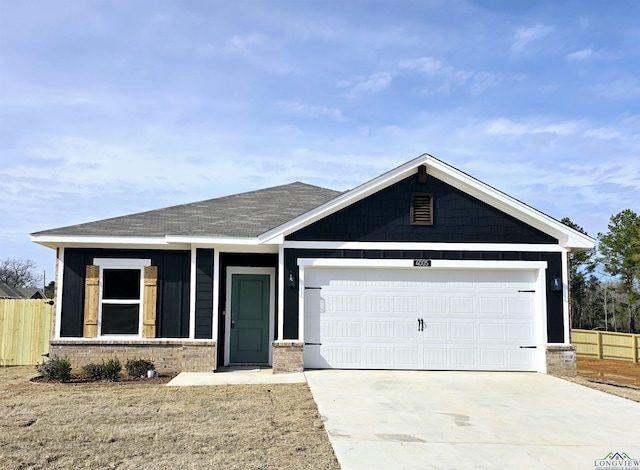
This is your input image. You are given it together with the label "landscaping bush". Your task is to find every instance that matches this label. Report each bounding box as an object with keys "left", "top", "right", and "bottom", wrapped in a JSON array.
[
  {"left": 36, "top": 356, "right": 72, "bottom": 383},
  {"left": 125, "top": 358, "right": 155, "bottom": 378},
  {"left": 82, "top": 363, "right": 105, "bottom": 381},
  {"left": 102, "top": 358, "right": 122, "bottom": 382}
]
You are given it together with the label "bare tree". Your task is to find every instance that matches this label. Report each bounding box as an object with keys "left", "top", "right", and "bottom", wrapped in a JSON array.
[{"left": 0, "top": 258, "right": 42, "bottom": 288}]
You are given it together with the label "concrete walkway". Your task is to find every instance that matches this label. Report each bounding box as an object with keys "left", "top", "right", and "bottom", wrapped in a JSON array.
[
  {"left": 305, "top": 370, "right": 640, "bottom": 470},
  {"left": 166, "top": 367, "right": 306, "bottom": 386}
]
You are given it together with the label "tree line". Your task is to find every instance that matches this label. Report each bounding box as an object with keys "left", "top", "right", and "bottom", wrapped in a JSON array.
[{"left": 564, "top": 209, "right": 640, "bottom": 334}]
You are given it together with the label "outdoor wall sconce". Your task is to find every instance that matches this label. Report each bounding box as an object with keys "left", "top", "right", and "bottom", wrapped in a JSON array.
[
  {"left": 551, "top": 276, "right": 562, "bottom": 292},
  {"left": 287, "top": 270, "right": 297, "bottom": 288}
]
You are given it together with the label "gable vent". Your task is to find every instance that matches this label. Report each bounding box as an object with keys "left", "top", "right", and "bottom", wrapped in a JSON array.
[{"left": 411, "top": 193, "right": 433, "bottom": 225}]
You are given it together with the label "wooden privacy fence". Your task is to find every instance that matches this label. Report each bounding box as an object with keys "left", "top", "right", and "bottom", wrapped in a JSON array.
[
  {"left": 571, "top": 329, "right": 640, "bottom": 363},
  {"left": 0, "top": 299, "right": 54, "bottom": 366}
]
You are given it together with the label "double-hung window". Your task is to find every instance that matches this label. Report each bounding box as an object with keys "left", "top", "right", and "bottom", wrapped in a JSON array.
[{"left": 95, "top": 258, "right": 151, "bottom": 337}]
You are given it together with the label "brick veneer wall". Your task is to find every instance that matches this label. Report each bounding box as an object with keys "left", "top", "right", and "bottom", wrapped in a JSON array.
[
  {"left": 49, "top": 340, "right": 216, "bottom": 372},
  {"left": 272, "top": 341, "right": 304, "bottom": 374},
  {"left": 546, "top": 344, "right": 577, "bottom": 376}
]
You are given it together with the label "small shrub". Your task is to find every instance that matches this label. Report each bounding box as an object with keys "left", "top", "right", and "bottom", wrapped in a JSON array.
[
  {"left": 102, "top": 358, "right": 122, "bottom": 382},
  {"left": 125, "top": 358, "right": 155, "bottom": 378},
  {"left": 82, "top": 363, "right": 105, "bottom": 381},
  {"left": 36, "top": 356, "right": 72, "bottom": 383}
]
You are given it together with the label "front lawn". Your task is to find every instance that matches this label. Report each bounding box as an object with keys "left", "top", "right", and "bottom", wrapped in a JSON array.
[{"left": 0, "top": 367, "right": 339, "bottom": 469}]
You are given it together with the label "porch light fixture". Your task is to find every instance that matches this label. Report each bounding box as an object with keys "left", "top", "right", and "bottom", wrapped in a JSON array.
[
  {"left": 287, "top": 270, "right": 297, "bottom": 288},
  {"left": 551, "top": 276, "right": 562, "bottom": 292}
]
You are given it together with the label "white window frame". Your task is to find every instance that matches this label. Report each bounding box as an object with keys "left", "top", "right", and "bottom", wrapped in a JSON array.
[{"left": 94, "top": 258, "right": 151, "bottom": 338}]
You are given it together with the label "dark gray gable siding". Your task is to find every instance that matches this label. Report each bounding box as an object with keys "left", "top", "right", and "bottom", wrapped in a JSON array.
[
  {"left": 61, "top": 249, "right": 190, "bottom": 338},
  {"left": 283, "top": 249, "right": 565, "bottom": 343},
  {"left": 287, "top": 174, "right": 557, "bottom": 244}
]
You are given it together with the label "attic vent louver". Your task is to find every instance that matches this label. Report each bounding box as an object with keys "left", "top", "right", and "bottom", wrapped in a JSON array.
[{"left": 410, "top": 193, "right": 433, "bottom": 225}]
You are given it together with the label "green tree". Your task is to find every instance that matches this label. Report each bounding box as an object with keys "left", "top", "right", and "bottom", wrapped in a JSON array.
[
  {"left": 597, "top": 209, "right": 640, "bottom": 333},
  {"left": 44, "top": 281, "right": 55, "bottom": 299},
  {"left": 561, "top": 217, "right": 595, "bottom": 329}
]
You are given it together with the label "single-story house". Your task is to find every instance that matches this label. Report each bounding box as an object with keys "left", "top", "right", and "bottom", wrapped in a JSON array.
[
  {"left": 31, "top": 154, "right": 594, "bottom": 375},
  {"left": 0, "top": 282, "right": 46, "bottom": 299}
]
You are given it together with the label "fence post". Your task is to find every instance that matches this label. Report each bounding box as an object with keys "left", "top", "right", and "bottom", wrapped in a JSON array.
[
  {"left": 596, "top": 331, "right": 603, "bottom": 360},
  {"left": 634, "top": 335, "right": 639, "bottom": 363}
]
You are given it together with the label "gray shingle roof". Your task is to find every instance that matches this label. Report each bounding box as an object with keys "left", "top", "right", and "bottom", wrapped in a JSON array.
[
  {"left": 32, "top": 182, "right": 342, "bottom": 238},
  {"left": 0, "top": 282, "right": 44, "bottom": 299}
]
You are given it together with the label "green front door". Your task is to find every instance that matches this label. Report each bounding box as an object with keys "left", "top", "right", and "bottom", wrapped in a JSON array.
[{"left": 230, "top": 273, "right": 270, "bottom": 363}]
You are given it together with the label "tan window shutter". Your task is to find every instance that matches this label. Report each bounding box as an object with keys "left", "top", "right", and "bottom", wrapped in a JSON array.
[
  {"left": 83, "top": 265, "right": 100, "bottom": 337},
  {"left": 142, "top": 266, "right": 158, "bottom": 338}
]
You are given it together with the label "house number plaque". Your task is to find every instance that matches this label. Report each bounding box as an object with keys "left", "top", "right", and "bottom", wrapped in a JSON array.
[{"left": 413, "top": 259, "right": 432, "bottom": 267}]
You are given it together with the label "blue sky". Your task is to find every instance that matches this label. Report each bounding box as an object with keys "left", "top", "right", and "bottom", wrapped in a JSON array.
[{"left": 1, "top": 0, "right": 639, "bottom": 283}]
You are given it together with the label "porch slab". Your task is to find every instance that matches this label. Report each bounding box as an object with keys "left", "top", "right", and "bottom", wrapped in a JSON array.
[{"left": 166, "top": 368, "right": 307, "bottom": 386}]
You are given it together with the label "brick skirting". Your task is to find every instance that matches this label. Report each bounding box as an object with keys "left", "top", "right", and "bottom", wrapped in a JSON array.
[
  {"left": 49, "top": 340, "right": 216, "bottom": 372},
  {"left": 546, "top": 344, "right": 577, "bottom": 376},
  {"left": 272, "top": 341, "right": 304, "bottom": 374}
]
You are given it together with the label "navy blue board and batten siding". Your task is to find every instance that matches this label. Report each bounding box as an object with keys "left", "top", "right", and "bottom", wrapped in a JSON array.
[
  {"left": 195, "top": 249, "right": 215, "bottom": 339},
  {"left": 288, "top": 174, "right": 556, "bottom": 243},
  {"left": 283, "top": 174, "right": 565, "bottom": 343},
  {"left": 60, "top": 249, "right": 191, "bottom": 338}
]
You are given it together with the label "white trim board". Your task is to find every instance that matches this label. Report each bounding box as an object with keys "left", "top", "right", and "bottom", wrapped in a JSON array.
[{"left": 285, "top": 241, "right": 568, "bottom": 252}]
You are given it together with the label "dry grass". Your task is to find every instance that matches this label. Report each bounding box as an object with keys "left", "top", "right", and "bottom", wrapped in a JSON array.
[{"left": 0, "top": 367, "right": 339, "bottom": 470}]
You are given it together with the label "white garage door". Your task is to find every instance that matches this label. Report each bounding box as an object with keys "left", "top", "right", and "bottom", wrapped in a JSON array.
[{"left": 303, "top": 267, "right": 539, "bottom": 371}]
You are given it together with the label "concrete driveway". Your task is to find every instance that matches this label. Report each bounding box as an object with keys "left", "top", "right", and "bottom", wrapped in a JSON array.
[{"left": 305, "top": 370, "right": 640, "bottom": 470}]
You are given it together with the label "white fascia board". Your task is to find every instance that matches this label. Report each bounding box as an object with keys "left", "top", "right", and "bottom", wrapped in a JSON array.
[
  {"left": 30, "top": 235, "right": 171, "bottom": 248},
  {"left": 165, "top": 236, "right": 260, "bottom": 245},
  {"left": 283, "top": 241, "right": 567, "bottom": 252},
  {"left": 298, "top": 257, "right": 548, "bottom": 270},
  {"left": 424, "top": 157, "right": 595, "bottom": 250}
]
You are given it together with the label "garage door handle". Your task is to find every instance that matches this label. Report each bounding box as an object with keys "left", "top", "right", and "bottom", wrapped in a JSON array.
[
  {"left": 304, "top": 342, "right": 322, "bottom": 346},
  {"left": 418, "top": 318, "right": 425, "bottom": 332},
  {"left": 519, "top": 346, "right": 536, "bottom": 349}
]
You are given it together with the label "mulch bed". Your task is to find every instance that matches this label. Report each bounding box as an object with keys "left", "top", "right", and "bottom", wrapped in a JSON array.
[{"left": 30, "top": 373, "right": 175, "bottom": 386}]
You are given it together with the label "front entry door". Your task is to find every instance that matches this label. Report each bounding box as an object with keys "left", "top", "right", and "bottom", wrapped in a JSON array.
[{"left": 229, "top": 272, "right": 271, "bottom": 364}]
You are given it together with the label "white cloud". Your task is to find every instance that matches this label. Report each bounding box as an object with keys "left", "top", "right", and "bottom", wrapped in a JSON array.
[
  {"left": 511, "top": 24, "right": 555, "bottom": 52},
  {"left": 279, "top": 102, "right": 346, "bottom": 121},
  {"left": 339, "top": 72, "right": 393, "bottom": 98},
  {"left": 229, "top": 33, "right": 267, "bottom": 51},
  {"left": 399, "top": 57, "right": 500, "bottom": 96},
  {"left": 566, "top": 48, "right": 593, "bottom": 61},
  {"left": 485, "top": 118, "right": 579, "bottom": 137}
]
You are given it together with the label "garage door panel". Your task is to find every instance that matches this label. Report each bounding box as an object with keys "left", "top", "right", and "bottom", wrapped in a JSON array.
[
  {"left": 422, "top": 297, "right": 447, "bottom": 313},
  {"left": 304, "top": 267, "right": 539, "bottom": 372},
  {"left": 451, "top": 349, "right": 477, "bottom": 366},
  {"left": 449, "top": 298, "right": 474, "bottom": 313},
  {"left": 449, "top": 322, "right": 474, "bottom": 340},
  {"left": 479, "top": 323, "right": 506, "bottom": 340},
  {"left": 366, "top": 347, "right": 392, "bottom": 365},
  {"left": 394, "top": 348, "right": 419, "bottom": 365},
  {"left": 366, "top": 321, "right": 391, "bottom": 338}
]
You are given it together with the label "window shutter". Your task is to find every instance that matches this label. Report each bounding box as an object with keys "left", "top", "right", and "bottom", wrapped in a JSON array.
[
  {"left": 411, "top": 193, "right": 433, "bottom": 225},
  {"left": 142, "top": 266, "right": 158, "bottom": 338},
  {"left": 83, "top": 265, "right": 100, "bottom": 337}
]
